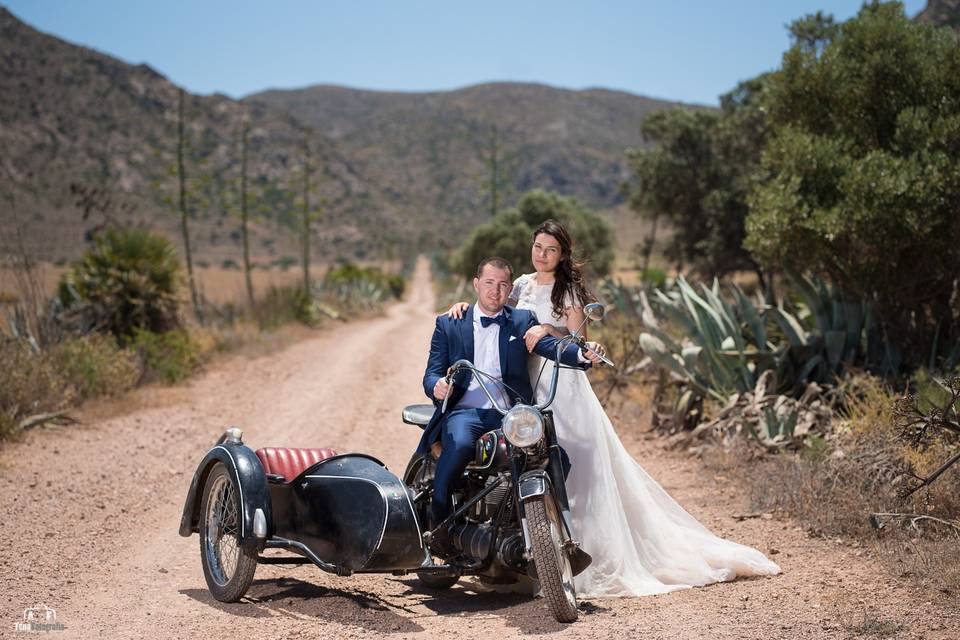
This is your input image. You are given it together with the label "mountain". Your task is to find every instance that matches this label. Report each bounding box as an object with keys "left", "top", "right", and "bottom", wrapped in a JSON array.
[
  {"left": 916, "top": 0, "right": 960, "bottom": 30},
  {"left": 247, "top": 83, "right": 679, "bottom": 246},
  {"left": 0, "top": 5, "right": 683, "bottom": 264}
]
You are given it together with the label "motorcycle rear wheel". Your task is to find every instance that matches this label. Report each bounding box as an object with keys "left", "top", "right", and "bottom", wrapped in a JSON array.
[
  {"left": 200, "top": 463, "right": 258, "bottom": 602},
  {"left": 526, "top": 496, "right": 578, "bottom": 623}
]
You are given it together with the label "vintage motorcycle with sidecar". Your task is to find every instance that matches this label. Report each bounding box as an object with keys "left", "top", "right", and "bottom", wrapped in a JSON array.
[{"left": 179, "top": 304, "right": 612, "bottom": 623}]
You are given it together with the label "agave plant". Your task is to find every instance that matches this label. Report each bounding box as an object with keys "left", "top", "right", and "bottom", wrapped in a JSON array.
[
  {"left": 637, "top": 273, "right": 877, "bottom": 408},
  {"left": 639, "top": 276, "right": 781, "bottom": 402}
]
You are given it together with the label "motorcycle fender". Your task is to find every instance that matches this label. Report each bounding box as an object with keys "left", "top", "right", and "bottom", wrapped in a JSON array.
[
  {"left": 517, "top": 469, "right": 552, "bottom": 501},
  {"left": 178, "top": 443, "right": 271, "bottom": 549}
]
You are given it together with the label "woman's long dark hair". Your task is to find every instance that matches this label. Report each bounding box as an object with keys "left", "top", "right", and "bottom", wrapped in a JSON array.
[{"left": 532, "top": 219, "right": 596, "bottom": 320}]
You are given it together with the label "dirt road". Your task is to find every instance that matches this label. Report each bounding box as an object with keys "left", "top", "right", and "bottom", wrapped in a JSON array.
[{"left": 2, "top": 258, "right": 956, "bottom": 639}]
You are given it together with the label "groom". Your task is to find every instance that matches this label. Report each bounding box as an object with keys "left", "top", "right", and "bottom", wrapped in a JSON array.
[{"left": 419, "top": 257, "right": 603, "bottom": 553}]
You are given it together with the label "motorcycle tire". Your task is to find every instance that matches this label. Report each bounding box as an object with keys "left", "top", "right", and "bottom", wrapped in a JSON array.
[
  {"left": 199, "top": 463, "right": 258, "bottom": 602},
  {"left": 526, "top": 495, "right": 578, "bottom": 623}
]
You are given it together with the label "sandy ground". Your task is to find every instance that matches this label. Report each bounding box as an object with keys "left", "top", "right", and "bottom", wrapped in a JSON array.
[{"left": 1, "top": 258, "right": 957, "bottom": 640}]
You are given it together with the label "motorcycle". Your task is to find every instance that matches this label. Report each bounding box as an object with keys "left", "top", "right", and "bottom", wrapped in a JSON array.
[{"left": 178, "top": 303, "right": 612, "bottom": 623}]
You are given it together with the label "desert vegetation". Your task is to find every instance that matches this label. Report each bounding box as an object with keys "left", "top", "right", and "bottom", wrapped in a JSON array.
[
  {"left": 585, "top": 2, "right": 960, "bottom": 599},
  {"left": 1, "top": 213, "right": 407, "bottom": 443}
]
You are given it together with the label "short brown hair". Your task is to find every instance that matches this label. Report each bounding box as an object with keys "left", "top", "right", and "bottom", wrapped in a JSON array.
[{"left": 475, "top": 257, "right": 513, "bottom": 280}]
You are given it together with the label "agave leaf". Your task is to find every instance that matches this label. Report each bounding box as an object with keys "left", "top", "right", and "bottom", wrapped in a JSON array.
[
  {"left": 841, "top": 300, "right": 864, "bottom": 360},
  {"left": 797, "top": 353, "right": 825, "bottom": 388},
  {"left": 823, "top": 330, "right": 846, "bottom": 370},
  {"left": 774, "top": 307, "right": 808, "bottom": 347},
  {"left": 788, "top": 270, "right": 829, "bottom": 331},
  {"left": 732, "top": 285, "right": 767, "bottom": 348}
]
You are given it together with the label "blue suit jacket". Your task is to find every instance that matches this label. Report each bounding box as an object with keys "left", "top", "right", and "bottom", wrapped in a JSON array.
[{"left": 417, "top": 304, "right": 588, "bottom": 454}]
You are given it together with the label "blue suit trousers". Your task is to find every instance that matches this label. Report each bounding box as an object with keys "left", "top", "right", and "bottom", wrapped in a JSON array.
[{"left": 431, "top": 407, "right": 502, "bottom": 525}]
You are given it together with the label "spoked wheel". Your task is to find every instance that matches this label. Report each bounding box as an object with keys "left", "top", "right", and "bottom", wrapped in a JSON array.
[
  {"left": 527, "top": 495, "right": 578, "bottom": 623},
  {"left": 404, "top": 454, "right": 461, "bottom": 590},
  {"left": 199, "top": 463, "right": 258, "bottom": 602}
]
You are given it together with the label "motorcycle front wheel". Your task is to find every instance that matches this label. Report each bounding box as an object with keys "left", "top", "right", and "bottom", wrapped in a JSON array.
[
  {"left": 526, "top": 495, "right": 578, "bottom": 623},
  {"left": 200, "top": 463, "right": 258, "bottom": 602}
]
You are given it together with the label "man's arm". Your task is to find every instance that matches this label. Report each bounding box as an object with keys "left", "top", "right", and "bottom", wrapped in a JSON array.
[
  {"left": 524, "top": 312, "right": 591, "bottom": 369},
  {"left": 423, "top": 317, "right": 450, "bottom": 400}
]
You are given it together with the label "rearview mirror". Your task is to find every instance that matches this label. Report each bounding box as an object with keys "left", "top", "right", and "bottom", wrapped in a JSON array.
[{"left": 584, "top": 303, "right": 605, "bottom": 322}]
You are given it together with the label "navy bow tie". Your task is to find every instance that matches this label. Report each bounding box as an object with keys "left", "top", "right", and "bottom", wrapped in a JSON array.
[{"left": 480, "top": 314, "right": 506, "bottom": 328}]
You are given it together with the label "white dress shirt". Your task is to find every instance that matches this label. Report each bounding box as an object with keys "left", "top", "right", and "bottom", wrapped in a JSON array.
[{"left": 455, "top": 303, "right": 511, "bottom": 410}]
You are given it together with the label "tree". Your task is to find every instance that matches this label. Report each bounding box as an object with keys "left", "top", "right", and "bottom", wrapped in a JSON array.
[
  {"left": 745, "top": 2, "right": 960, "bottom": 366},
  {"left": 298, "top": 130, "right": 322, "bottom": 293},
  {"left": 626, "top": 93, "right": 767, "bottom": 280},
  {"left": 456, "top": 190, "right": 613, "bottom": 280},
  {"left": 176, "top": 88, "right": 202, "bottom": 323},
  {"left": 239, "top": 120, "right": 254, "bottom": 307}
]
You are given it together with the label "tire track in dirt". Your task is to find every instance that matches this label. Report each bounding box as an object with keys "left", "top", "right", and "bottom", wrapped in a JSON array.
[{"left": 1, "top": 257, "right": 957, "bottom": 639}]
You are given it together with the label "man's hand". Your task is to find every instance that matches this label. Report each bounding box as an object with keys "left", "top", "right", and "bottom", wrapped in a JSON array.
[
  {"left": 582, "top": 341, "right": 607, "bottom": 364},
  {"left": 433, "top": 378, "right": 451, "bottom": 401}
]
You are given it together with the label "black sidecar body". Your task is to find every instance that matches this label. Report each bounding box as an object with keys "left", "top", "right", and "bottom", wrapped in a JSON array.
[{"left": 179, "top": 428, "right": 425, "bottom": 593}]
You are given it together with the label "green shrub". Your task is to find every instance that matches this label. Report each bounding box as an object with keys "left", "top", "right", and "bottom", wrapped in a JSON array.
[
  {"left": 132, "top": 328, "right": 201, "bottom": 384},
  {"left": 323, "top": 262, "right": 406, "bottom": 303},
  {"left": 255, "top": 285, "right": 317, "bottom": 329},
  {"left": 639, "top": 267, "right": 667, "bottom": 289},
  {"left": 49, "top": 334, "right": 140, "bottom": 400},
  {"left": 60, "top": 227, "right": 183, "bottom": 340}
]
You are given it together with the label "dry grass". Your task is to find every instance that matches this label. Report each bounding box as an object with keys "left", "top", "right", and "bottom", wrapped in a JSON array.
[{"left": 695, "top": 371, "right": 960, "bottom": 600}]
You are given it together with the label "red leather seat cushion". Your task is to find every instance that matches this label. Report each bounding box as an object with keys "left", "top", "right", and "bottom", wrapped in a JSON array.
[{"left": 255, "top": 447, "right": 338, "bottom": 483}]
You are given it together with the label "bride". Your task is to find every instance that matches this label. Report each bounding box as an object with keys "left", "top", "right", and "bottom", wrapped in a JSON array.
[{"left": 446, "top": 219, "right": 781, "bottom": 597}]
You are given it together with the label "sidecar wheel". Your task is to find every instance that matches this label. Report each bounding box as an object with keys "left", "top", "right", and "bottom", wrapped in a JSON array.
[
  {"left": 526, "top": 496, "right": 578, "bottom": 623},
  {"left": 199, "top": 463, "right": 258, "bottom": 602}
]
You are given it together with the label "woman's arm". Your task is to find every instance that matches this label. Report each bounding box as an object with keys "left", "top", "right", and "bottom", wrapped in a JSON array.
[{"left": 563, "top": 305, "right": 587, "bottom": 340}]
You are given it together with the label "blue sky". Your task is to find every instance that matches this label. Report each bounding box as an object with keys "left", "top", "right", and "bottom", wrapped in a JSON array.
[{"left": 4, "top": 0, "right": 928, "bottom": 105}]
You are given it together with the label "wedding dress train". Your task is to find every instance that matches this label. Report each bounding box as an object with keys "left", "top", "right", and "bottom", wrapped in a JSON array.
[{"left": 512, "top": 274, "right": 781, "bottom": 597}]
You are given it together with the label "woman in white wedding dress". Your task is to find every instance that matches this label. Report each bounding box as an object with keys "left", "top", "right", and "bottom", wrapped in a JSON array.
[{"left": 448, "top": 219, "right": 780, "bottom": 598}]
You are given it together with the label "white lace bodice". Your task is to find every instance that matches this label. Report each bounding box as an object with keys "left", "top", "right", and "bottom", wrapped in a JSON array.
[{"left": 511, "top": 273, "right": 574, "bottom": 324}]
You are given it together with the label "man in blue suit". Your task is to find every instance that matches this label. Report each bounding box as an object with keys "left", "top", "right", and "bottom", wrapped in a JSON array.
[{"left": 420, "top": 257, "right": 604, "bottom": 554}]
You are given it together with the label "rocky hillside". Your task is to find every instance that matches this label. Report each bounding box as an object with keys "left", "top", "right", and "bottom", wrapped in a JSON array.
[
  {"left": 248, "top": 83, "right": 678, "bottom": 242},
  {"left": 0, "top": 5, "right": 682, "bottom": 263},
  {"left": 0, "top": 6, "right": 420, "bottom": 264},
  {"left": 916, "top": 0, "right": 960, "bottom": 29}
]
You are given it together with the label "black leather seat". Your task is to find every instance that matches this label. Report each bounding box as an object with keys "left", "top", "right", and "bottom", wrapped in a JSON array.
[{"left": 402, "top": 404, "right": 434, "bottom": 427}]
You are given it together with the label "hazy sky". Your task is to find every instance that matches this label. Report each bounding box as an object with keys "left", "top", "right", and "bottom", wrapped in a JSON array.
[{"left": 5, "top": 0, "right": 928, "bottom": 105}]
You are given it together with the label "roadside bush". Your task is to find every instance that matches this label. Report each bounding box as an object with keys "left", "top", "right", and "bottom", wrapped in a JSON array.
[
  {"left": 59, "top": 227, "right": 183, "bottom": 340},
  {"left": 324, "top": 262, "right": 406, "bottom": 300},
  {"left": 255, "top": 285, "right": 317, "bottom": 329},
  {"left": 0, "top": 340, "right": 72, "bottom": 439},
  {"left": 49, "top": 333, "right": 139, "bottom": 401},
  {"left": 132, "top": 328, "right": 201, "bottom": 384}
]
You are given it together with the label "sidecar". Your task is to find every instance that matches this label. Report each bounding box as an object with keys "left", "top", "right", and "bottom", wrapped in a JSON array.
[{"left": 179, "top": 428, "right": 427, "bottom": 601}]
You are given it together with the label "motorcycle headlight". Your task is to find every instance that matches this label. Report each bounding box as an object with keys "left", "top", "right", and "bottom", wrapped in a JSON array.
[{"left": 502, "top": 405, "right": 544, "bottom": 448}]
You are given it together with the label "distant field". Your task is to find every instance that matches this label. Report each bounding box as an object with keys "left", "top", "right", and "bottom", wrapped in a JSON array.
[
  {"left": 0, "top": 260, "right": 401, "bottom": 310},
  {"left": 598, "top": 205, "right": 674, "bottom": 284}
]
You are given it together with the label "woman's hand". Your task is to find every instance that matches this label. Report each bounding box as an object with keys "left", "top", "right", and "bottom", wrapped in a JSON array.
[
  {"left": 524, "top": 324, "right": 549, "bottom": 352},
  {"left": 444, "top": 302, "right": 470, "bottom": 319}
]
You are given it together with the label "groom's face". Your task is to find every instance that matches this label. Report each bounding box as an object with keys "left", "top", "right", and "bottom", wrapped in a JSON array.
[{"left": 473, "top": 264, "right": 512, "bottom": 315}]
